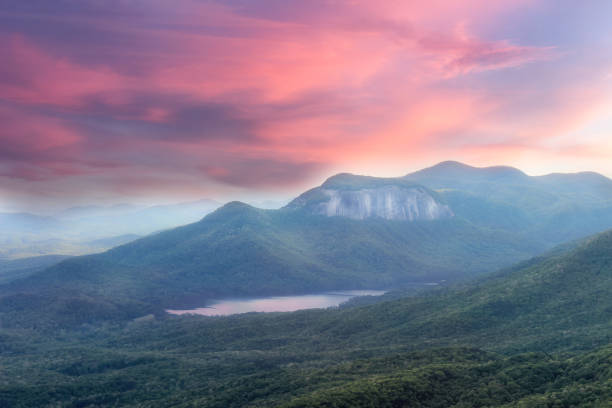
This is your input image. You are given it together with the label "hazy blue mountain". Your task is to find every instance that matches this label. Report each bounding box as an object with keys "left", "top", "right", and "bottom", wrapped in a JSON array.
[
  {"left": 0, "top": 212, "right": 62, "bottom": 233},
  {"left": 57, "top": 203, "right": 145, "bottom": 219},
  {"left": 4, "top": 162, "right": 612, "bottom": 327},
  {"left": 0, "top": 200, "right": 542, "bottom": 328},
  {"left": 85, "top": 234, "right": 142, "bottom": 248},
  {"left": 405, "top": 161, "right": 612, "bottom": 243},
  {"left": 245, "top": 199, "right": 290, "bottom": 209},
  {"left": 54, "top": 199, "right": 222, "bottom": 236},
  {"left": 406, "top": 161, "right": 612, "bottom": 206},
  {"left": 0, "top": 199, "right": 220, "bottom": 258}
]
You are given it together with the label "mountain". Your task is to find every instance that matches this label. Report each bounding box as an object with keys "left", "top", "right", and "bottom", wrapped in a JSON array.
[
  {"left": 57, "top": 199, "right": 222, "bottom": 236},
  {"left": 1, "top": 226, "right": 611, "bottom": 406},
  {"left": 408, "top": 160, "right": 530, "bottom": 184},
  {"left": 0, "top": 199, "right": 221, "bottom": 258},
  {"left": 85, "top": 234, "right": 142, "bottom": 248},
  {"left": 0, "top": 255, "right": 71, "bottom": 285},
  {"left": 57, "top": 204, "right": 145, "bottom": 219},
  {"left": 405, "top": 161, "right": 612, "bottom": 243},
  {"left": 288, "top": 173, "right": 453, "bottom": 220},
  {"left": 115, "top": 227, "right": 612, "bottom": 355},
  {"left": 0, "top": 200, "right": 540, "bottom": 328},
  {"left": 95, "top": 228, "right": 612, "bottom": 404},
  {"left": 0, "top": 212, "right": 62, "bottom": 233},
  {"left": 319, "top": 228, "right": 612, "bottom": 352},
  {"left": 4, "top": 162, "right": 612, "bottom": 327},
  {"left": 3, "top": 162, "right": 612, "bottom": 406}
]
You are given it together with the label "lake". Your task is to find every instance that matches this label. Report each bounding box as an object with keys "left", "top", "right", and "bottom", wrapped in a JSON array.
[{"left": 166, "top": 290, "right": 386, "bottom": 316}]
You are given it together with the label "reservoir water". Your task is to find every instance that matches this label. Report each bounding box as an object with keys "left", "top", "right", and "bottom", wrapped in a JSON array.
[{"left": 166, "top": 290, "right": 386, "bottom": 316}]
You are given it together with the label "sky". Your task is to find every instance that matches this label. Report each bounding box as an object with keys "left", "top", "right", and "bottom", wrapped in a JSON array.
[{"left": 1, "top": 0, "right": 612, "bottom": 212}]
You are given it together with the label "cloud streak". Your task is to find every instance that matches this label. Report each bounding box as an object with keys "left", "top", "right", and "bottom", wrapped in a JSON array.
[{"left": 0, "top": 0, "right": 610, "bottom": 208}]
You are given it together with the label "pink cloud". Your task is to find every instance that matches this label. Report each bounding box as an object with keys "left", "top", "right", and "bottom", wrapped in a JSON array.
[
  {"left": 1, "top": 0, "right": 610, "bottom": 206},
  {"left": 0, "top": 35, "right": 125, "bottom": 108},
  {"left": 0, "top": 105, "right": 81, "bottom": 160}
]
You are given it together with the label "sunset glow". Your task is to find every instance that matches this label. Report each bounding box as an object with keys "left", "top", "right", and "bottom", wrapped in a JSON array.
[{"left": 2, "top": 0, "right": 612, "bottom": 209}]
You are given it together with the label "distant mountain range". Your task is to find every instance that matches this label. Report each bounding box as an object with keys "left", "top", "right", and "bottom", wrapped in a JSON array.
[
  {"left": 3, "top": 161, "right": 612, "bottom": 327},
  {"left": 0, "top": 199, "right": 221, "bottom": 258}
]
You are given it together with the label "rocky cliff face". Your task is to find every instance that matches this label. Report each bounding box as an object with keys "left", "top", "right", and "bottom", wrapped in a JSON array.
[{"left": 288, "top": 174, "right": 453, "bottom": 221}]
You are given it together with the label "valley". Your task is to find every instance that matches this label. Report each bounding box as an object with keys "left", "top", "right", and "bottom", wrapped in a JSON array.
[
  {"left": 5, "top": 162, "right": 612, "bottom": 329},
  {"left": 1, "top": 162, "right": 612, "bottom": 406},
  {"left": 0, "top": 225, "right": 611, "bottom": 406}
]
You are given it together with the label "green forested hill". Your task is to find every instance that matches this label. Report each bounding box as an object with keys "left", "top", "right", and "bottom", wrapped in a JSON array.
[
  {"left": 105, "top": 229, "right": 612, "bottom": 356},
  {"left": 0, "top": 228, "right": 611, "bottom": 406},
  {"left": 1, "top": 344, "right": 609, "bottom": 407},
  {"left": 0, "top": 201, "right": 542, "bottom": 328},
  {"left": 0, "top": 255, "right": 70, "bottom": 285},
  {"left": 5, "top": 162, "right": 612, "bottom": 329},
  {"left": 281, "top": 347, "right": 612, "bottom": 408},
  {"left": 2, "top": 163, "right": 612, "bottom": 406},
  {"left": 405, "top": 161, "right": 612, "bottom": 243}
]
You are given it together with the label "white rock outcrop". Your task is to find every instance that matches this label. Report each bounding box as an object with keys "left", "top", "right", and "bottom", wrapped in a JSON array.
[{"left": 311, "top": 185, "right": 452, "bottom": 221}]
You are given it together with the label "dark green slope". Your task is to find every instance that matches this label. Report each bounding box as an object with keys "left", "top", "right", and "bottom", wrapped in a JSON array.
[
  {"left": 280, "top": 346, "right": 612, "bottom": 408},
  {"left": 0, "top": 229, "right": 611, "bottom": 407},
  {"left": 110, "top": 228, "right": 612, "bottom": 357},
  {"left": 296, "top": 228, "right": 612, "bottom": 353},
  {"left": 0, "top": 255, "right": 70, "bottom": 285},
  {"left": 106, "top": 229, "right": 612, "bottom": 405},
  {"left": 0, "top": 201, "right": 541, "bottom": 327},
  {"left": 1, "top": 343, "right": 609, "bottom": 408}
]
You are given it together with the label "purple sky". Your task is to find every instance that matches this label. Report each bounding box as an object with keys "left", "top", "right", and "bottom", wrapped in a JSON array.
[{"left": 1, "top": 1, "right": 612, "bottom": 211}]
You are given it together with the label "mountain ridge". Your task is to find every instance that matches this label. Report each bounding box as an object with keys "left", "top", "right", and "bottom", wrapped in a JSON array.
[
  {"left": 1, "top": 163, "right": 612, "bottom": 406},
  {"left": 4, "top": 161, "right": 612, "bottom": 327}
]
